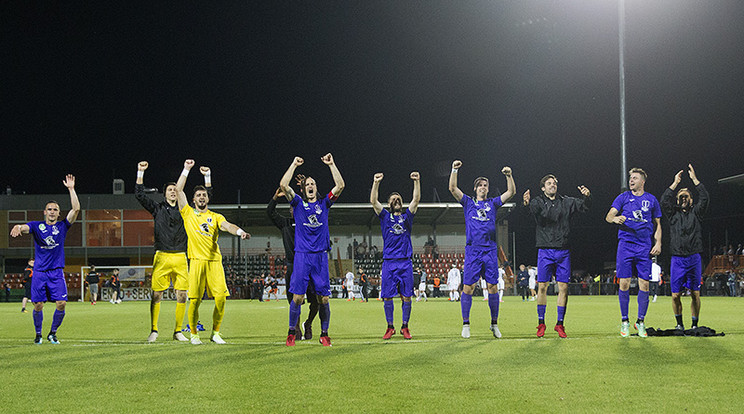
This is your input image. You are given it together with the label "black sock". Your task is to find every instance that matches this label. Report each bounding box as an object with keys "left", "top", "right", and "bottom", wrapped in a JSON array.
[
  {"left": 463, "top": 321, "right": 469, "bottom": 326},
  {"left": 320, "top": 332, "right": 328, "bottom": 337},
  {"left": 491, "top": 319, "right": 498, "bottom": 325},
  {"left": 691, "top": 316, "right": 699, "bottom": 328},
  {"left": 538, "top": 318, "right": 545, "bottom": 325},
  {"left": 288, "top": 328, "right": 296, "bottom": 336},
  {"left": 556, "top": 320, "right": 563, "bottom": 326},
  {"left": 401, "top": 323, "right": 408, "bottom": 329},
  {"left": 387, "top": 324, "right": 394, "bottom": 329},
  {"left": 622, "top": 317, "right": 629, "bottom": 323},
  {"left": 675, "top": 314, "right": 683, "bottom": 326},
  {"left": 636, "top": 318, "right": 643, "bottom": 325}
]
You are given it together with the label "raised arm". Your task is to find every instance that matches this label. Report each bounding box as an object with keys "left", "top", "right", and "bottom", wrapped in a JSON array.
[
  {"left": 688, "top": 164, "right": 709, "bottom": 217},
  {"left": 176, "top": 159, "right": 194, "bottom": 210},
  {"left": 220, "top": 220, "right": 250, "bottom": 240},
  {"left": 661, "top": 170, "right": 683, "bottom": 215},
  {"left": 64, "top": 174, "right": 81, "bottom": 224},
  {"left": 409, "top": 171, "right": 421, "bottom": 214},
  {"left": 267, "top": 188, "right": 288, "bottom": 229},
  {"left": 199, "top": 166, "right": 213, "bottom": 198},
  {"left": 322, "top": 153, "right": 345, "bottom": 197},
  {"left": 498, "top": 166, "right": 516, "bottom": 204},
  {"left": 135, "top": 161, "right": 158, "bottom": 214},
  {"left": 448, "top": 160, "right": 464, "bottom": 201},
  {"left": 280, "top": 157, "right": 302, "bottom": 201},
  {"left": 370, "top": 173, "right": 384, "bottom": 215}
]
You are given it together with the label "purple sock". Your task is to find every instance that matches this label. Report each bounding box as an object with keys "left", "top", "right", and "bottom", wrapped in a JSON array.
[
  {"left": 637, "top": 290, "right": 649, "bottom": 320},
  {"left": 384, "top": 300, "right": 394, "bottom": 325},
  {"left": 488, "top": 292, "right": 500, "bottom": 323},
  {"left": 460, "top": 293, "right": 472, "bottom": 323},
  {"left": 50, "top": 310, "right": 65, "bottom": 333},
  {"left": 319, "top": 303, "right": 330, "bottom": 333},
  {"left": 619, "top": 289, "right": 630, "bottom": 320},
  {"left": 33, "top": 310, "right": 43, "bottom": 335},
  {"left": 537, "top": 304, "right": 546, "bottom": 320},
  {"left": 557, "top": 306, "right": 566, "bottom": 323},
  {"left": 401, "top": 300, "right": 412, "bottom": 324},
  {"left": 289, "top": 301, "right": 301, "bottom": 329}
]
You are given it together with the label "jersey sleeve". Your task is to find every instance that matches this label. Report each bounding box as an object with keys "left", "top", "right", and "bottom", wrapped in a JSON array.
[
  {"left": 180, "top": 205, "right": 192, "bottom": 219},
  {"left": 652, "top": 196, "right": 662, "bottom": 219},
  {"left": 611, "top": 193, "right": 625, "bottom": 212},
  {"left": 460, "top": 194, "right": 469, "bottom": 207},
  {"left": 492, "top": 196, "right": 504, "bottom": 209},
  {"left": 378, "top": 208, "right": 389, "bottom": 220},
  {"left": 62, "top": 219, "right": 72, "bottom": 230},
  {"left": 215, "top": 212, "right": 227, "bottom": 229},
  {"left": 290, "top": 193, "right": 302, "bottom": 208}
]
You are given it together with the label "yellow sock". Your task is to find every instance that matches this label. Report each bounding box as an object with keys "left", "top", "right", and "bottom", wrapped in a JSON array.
[
  {"left": 212, "top": 296, "right": 226, "bottom": 332},
  {"left": 188, "top": 298, "right": 201, "bottom": 334},
  {"left": 174, "top": 302, "right": 186, "bottom": 333},
  {"left": 150, "top": 300, "right": 161, "bottom": 332}
]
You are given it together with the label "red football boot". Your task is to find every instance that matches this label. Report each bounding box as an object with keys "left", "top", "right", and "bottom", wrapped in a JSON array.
[
  {"left": 319, "top": 335, "right": 332, "bottom": 347},
  {"left": 536, "top": 323, "right": 547, "bottom": 338},
  {"left": 383, "top": 328, "right": 396, "bottom": 340},
  {"left": 401, "top": 327, "right": 412, "bottom": 340},
  {"left": 286, "top": 334, "right": 296, "bottom": 347},
  {"left": 554, "top": 324, "right": 567, "bottom": 338}
]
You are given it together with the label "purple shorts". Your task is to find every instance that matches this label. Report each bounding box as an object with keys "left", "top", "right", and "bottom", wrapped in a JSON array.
[
  {"left": 537, "top": 249, "right": 571, "bottom": 283},
  {"left": 381, "top": 259, "right": 414, "bottom": 298},
  {"left": 289, "top": 251, "right": 331, "bottom": 297},
  {"left": 463, "top": 246, "right": 499, "bottom": 286},
  {"left": 616, "top": 241, "right": 652, "bottom": 280},
  {"left": 31, "top": 268, "right": 68, "bottom": 302},
  {"left": 671, "top": 254, "right": 702, "bottom": 293}
]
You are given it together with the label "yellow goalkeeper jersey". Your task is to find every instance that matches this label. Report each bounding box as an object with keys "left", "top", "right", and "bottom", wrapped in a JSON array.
[{"left": 180, "top": 206, "right": 226, "bottom": 261}]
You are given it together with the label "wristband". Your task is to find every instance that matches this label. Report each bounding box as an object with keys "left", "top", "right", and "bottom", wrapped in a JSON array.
[
  {"left": 204, "top": 174, "right": 211, "bottom": 186},
  {"left": 136, "top": 171, "right": 144, "bottom": 179},
  {"left": 181, "top": 169, "right": 189, "bottom": 177},
  {"left": 452, "top": 168, "right": 458, "bottom": 173},
  {"left": 237, "top": 229, "right": 245, "bottom": 237}
]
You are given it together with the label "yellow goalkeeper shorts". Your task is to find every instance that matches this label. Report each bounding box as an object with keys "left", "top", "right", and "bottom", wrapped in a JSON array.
[
  {"left": 151, "top": 251, "right": 188, "bottom": 292},
  {"left": 188, "top": 259, "right": 229, "bottom": 299}
]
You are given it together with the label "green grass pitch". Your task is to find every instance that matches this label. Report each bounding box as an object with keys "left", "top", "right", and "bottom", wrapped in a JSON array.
[{"left": 1, "top": 295, "right": 743, "bottom": 413}]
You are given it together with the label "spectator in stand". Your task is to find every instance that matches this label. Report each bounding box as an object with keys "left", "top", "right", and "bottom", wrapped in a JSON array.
[
  {"left": 736, "top": 244, "right": 742, "bottom": 256},
  {"left": 4, "top": 282, "right": 10, "bottom": 302}
]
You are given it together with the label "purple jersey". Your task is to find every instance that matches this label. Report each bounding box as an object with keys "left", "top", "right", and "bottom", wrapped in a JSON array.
[
  {"left": 27, "top": 220, "right": 71, "bottom": 271},
  {"left": 379, "top": 208, "right": 414, "bottom": 259},
  {"left": 461, "top": 194, "right": 504, "bottom": 249},
  {"left": 290, "top": 193, "right": 334, "bottom": 253},
  {"left": 611, "top": 191, "right": 661, "bottom": 247}
]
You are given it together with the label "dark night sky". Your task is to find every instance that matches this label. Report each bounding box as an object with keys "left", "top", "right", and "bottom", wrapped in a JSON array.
[{"left": 3, "top": 1, "right": 744, "bottom": 271}]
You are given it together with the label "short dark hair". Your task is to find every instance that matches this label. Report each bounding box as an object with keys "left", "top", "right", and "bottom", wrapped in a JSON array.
[
  {"left": 387, "top": 192, "right": 402, "bottom": 202},
  {"left": 193, "top": 185, "right": 208, "bottom": 197},
  {"left": 45, "top": 200, "right": 59, "bottom": 208},
  {"left": 540, "top": 174, "right": 557, "bottom": 189},
  {"left": 162, "top": 182, "right": 177, "bottom": 194},
  {"left": 629, "top": 167, "right": 647, "bottom": 181}
]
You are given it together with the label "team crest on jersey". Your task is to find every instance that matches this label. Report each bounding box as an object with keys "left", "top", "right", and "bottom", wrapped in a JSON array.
[
  {"left": 473, "top": 203, "right": 491, "bottom": 222},
  {"left": 304, "top": 214, "right": 322, "bottom": 228},
  {"left": 43, "top": 236, "right": 57, "bottom": 248},
  {"left": 52, "top": 226, "right": 59, "bottom": 236},
  {"left": 315, "top": 204, "right": 322, "bottom": 215},
  {"left": 632, "top": 210, "right": 646, "bottom": 222},
  {"left": 641, "top": 200, "right": 650, "bottom": 212},
  {"left": 39, "top": 224, "right": 46, "bottom": 231},
  {"left": 391, "top": 223, "right": 405, "bottom": 235}
]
